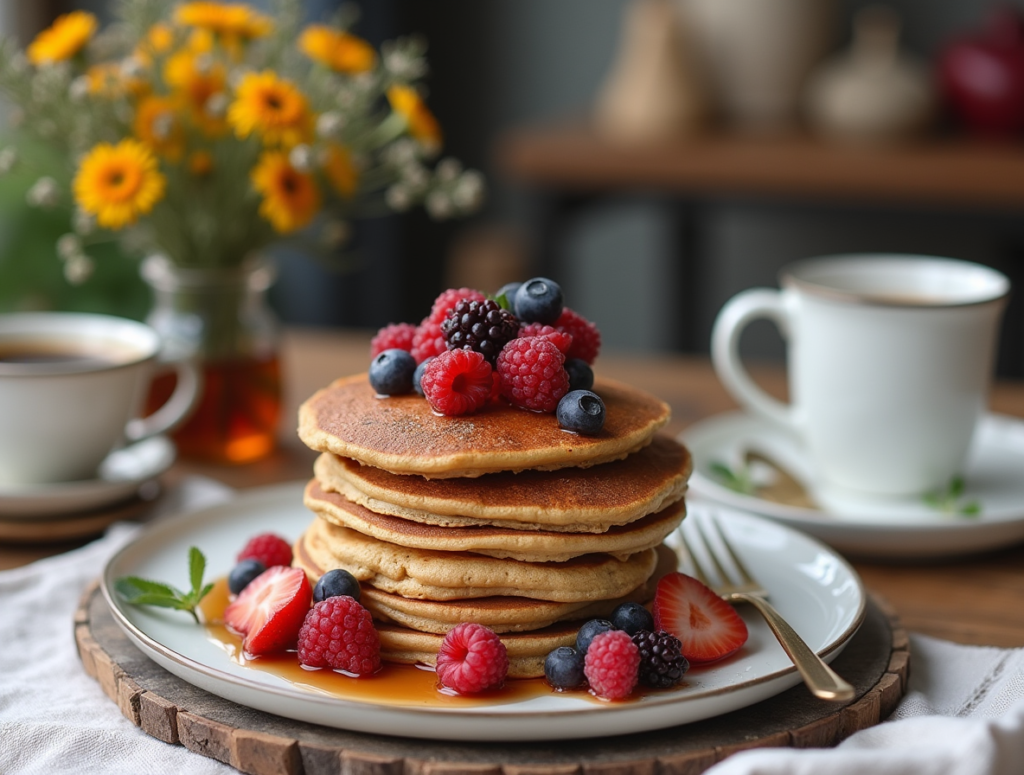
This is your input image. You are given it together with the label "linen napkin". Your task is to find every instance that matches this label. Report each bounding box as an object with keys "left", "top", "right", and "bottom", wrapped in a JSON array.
[{"left": 3, "top": 479, "right": 1024, "bottom": 775}]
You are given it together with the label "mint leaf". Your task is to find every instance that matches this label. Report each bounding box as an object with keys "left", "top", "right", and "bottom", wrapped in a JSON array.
[
  {"left": 709, "top": 461, "right": 755, "bottom": 495},
  {"left": 115, "top": 546, "right": 212, "bottom": 624},
  {"left": 493, "top": 292, "right": 511, "bottom": 311},
  {"left": 923, "top": 477, "right": 983, "bottom": 518}
]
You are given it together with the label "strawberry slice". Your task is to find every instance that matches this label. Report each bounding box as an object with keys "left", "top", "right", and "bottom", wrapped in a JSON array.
[
  {"left": 224, "top": 566, "right": 311, "bottom": 656},
  {"left": 652, "top": 572, "right": 748, "bottom": 664}
]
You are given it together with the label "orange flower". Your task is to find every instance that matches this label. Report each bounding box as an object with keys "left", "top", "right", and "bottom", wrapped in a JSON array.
[
  {"left": 387, "top": 85, "right": 442, "bottom": 150},
  {"left": 164, "top": 44, "right": 228, "bottom": 136},
  {"left": 134, "top": 23, "right": 176, "bottom": 65},
  {"left": 323, "top": 144, "right": 358, "bottom": 198},
  {"left": 188, "top": 150, "right": 214, "bottom": 176},
  {"left": 174, "top": 2, "right": 272, "bottom": 57},
  {"left": 28, "top": 11, "right": 97, "bottom": 65},
  {"left": 228, "top": 71, "right": 313, "bottom": 148},
  {"left": 85, "top": 62, "right": 148, "bottom": 99},
  {"left": 251, "top": 151, "right": 320, "bottom": 233},
  {"left": 133, "top": 96, "right": 185, "bottom": 161},
  {"left": 298, "top": 26, "right": 376, "bottom": 74},
  {"left": 73, "top": 140, "right": 166, "bottom": 230}
]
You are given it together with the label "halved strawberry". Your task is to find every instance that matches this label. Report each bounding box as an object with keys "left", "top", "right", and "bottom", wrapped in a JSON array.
[
  {"left": 652, "top": 572, "right": 748, "bottom": 664},
  {"left": 224, "top": 566, "right": 312, "bottom": 656}
]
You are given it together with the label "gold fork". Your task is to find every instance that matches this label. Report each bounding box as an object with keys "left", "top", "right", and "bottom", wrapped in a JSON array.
[{"left": 675, "top": 511, "right": 855, "bottom": 701}]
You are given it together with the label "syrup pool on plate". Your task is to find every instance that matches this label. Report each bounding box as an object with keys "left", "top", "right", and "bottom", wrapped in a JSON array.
[{"left": 198, "top": 578, "right": 566, "bottom": 708}]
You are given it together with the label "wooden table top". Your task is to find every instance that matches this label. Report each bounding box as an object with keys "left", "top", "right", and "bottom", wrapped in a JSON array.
[{"left": 5, "top": 327, "right": 1024, "bottom": 648}]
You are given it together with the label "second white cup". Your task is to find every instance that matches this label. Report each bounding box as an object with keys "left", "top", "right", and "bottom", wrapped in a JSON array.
[{"left": 711, "top": 254, "right": 1009, "bottom": 498}]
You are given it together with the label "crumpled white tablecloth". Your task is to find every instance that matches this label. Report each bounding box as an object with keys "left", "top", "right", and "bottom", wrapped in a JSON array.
[{"left": 2, "top": 478, "right": 1024, "bottom": 775}]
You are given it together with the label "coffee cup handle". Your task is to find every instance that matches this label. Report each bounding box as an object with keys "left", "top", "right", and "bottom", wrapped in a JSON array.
[
  {"left": 711, "top": 288, "right": 799, "bottom": 431},
  {"left": 125, "top": 359, "right": 201, "bottom": 442}
]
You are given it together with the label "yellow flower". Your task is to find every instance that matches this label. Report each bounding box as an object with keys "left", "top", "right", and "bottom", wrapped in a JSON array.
[
  {"left": 298, "top": 26, "right": 377, "bottom": 74},
  {"left": 229, "top": 71, "right": 312, "bottom": 148},
  {"left": 135, "top": 23, "right": 175, "bottom": 65},
  {"left": 73, "top": 140, "right": 166, "bottom": 230},
  {"left": 86, "top": 62, "right": 148, "bottom": 98},
  {"left": 387, "top": 85, "right": 442, "bottom": 150},
  {"left": 188, "top": 150, "right": 214, "bottom": 176},
  {"left": 164, "top": 42, "right": 228, "bottom": 136},
  {"left": 323, "top": 144, "right": 358, "bottom": 198},
  {"left": 133, "top": 96, "right": 185, "bottom": 161},
  {"left": 251, "top": 151, "right": 320, "bottom": 233},
  {"left": 28, "top": 11, "right": 97, "bottom": 66},
  {"left": 174, "top": 2, "right": 272, "bottom": 57}
]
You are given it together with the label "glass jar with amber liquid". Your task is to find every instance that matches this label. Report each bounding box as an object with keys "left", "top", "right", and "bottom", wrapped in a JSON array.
[{"left": 141, "top": 254, "right": 281, "bottom": 463}]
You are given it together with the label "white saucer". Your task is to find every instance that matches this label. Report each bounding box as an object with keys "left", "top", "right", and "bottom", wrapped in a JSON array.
[
  {"left": 682, "top": 411, "right": 1024, "bottom": 559},
  {"left": 0, "top": 436, "right": 175, "bottom": 518}
]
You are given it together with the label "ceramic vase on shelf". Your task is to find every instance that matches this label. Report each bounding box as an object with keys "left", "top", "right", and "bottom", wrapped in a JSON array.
[
  {"left": 676, "top": 0, "right": 837, "bottom": 131},
  {"left": 141, "top": 254, "right": 282, "bottom": 464},
  {"left": 594, "top": 0, "right": 709, "bottom": 143},
  {"left": 803, "top": 6, "right": 935, "bottom": 144},
  {"left": 938, "top": 6, "right": 1024, "bottom": 139}
]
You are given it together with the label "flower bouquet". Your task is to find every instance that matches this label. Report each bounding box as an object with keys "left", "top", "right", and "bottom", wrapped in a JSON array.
[{"left": 0, "top": 0, "right": 483, "bottom": 462}]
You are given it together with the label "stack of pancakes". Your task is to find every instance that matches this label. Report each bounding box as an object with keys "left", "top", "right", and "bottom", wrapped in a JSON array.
[{"left": 295, "top": 373, "right": 692, "bottom": 677}]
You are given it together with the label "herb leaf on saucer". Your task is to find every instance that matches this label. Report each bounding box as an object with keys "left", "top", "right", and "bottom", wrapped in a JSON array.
[
  {"left": 115, "top": 546, "right": 214, "bottom": 624},
  {"left": 923, "top": 476, "right": 982, "bottom": 518},
  {"left": 709, "top": 461, "right": 756, "bottom": 495}
]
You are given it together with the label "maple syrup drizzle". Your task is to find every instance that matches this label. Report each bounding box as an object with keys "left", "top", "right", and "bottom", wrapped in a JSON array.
[{"left": 199, "top": 578, "right": 590, "bottom": 708}]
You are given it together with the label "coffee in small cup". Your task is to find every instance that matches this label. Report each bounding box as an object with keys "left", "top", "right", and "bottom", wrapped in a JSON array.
[
  {"left": 0, "top": 313, "right": 200, "bottom": 485},
  {"left": 711, "top": 254, "right": 1010, "bottom": 498}
]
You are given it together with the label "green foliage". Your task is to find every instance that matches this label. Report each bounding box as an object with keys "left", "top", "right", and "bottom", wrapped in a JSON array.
[
  {"left": 923, "top": 476, "right": 982, "bottom": 517},
  {"left": 115, "top": 547, "right": 214, "bottom": 624},
  {"left": 709, "top": 461, "right": 756, "bottom": 495}
]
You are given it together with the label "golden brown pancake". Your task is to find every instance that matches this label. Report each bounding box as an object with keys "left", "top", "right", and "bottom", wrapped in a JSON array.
[
  {"left": 314, "top": 433, "right": 691, "bottom": 532},
  {"left": 298, "top": 374, "right": 671, "bottom": 478},
  {"left": 297, "top": 516, "right": 660, "bottom": 602},
  {"left": 304, "top": 479, "right": 685, "bottom": 562}
]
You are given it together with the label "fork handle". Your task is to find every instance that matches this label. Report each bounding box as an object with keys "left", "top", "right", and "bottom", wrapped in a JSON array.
[{"left": 728, "top": 592, "right": 856, "bottom": 701}]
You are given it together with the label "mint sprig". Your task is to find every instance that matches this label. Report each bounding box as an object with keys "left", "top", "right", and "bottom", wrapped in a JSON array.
[
  {"left": 115, "top": 546, "right": 214, "bottom": 624},
  {"left": 923, "top": 476, "right": 982, "bottom": 518},
  {"left": 709, "top": 461, "right": 756, "bottom": 495}
]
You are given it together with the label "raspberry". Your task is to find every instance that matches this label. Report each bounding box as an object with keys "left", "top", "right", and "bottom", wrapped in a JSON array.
[
  {"left": 237, "top": 533, "right": 292, "bottom": 568},
  {"left": 370, "top": 323, "right": 416, "bottom": 358},
  {"left": 421, "top": 349, "right": 493, "bottom": 416},
  {"left": 633, "top": 629, "right": 689, "bottom": 689},
  {"left": 556, "top": 308, "right": 601, "bottom": 365},
  {"left": 441, "top": 299, "right": 520, "bottom": 364},
  {"left": 410, "top": 317, "right": 447, "bottom": 364},
  {"left": 496, "top": 336, "right": 569, "bottom": 413},
  {"left": 297, "top": 596, "right": 381, "bottom": 675},
  {"left": 436, "top": 622, "right": 509, "bottom": 693},
  {"left": 518, "top": 323, "right": 573, "bottom": 355},
  {"left": 584, "top": 629, "right": 640, "bottom": 700}
]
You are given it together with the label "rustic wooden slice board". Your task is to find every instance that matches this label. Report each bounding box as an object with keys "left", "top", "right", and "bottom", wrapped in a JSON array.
[{"left": 76, "top": 584, "right": 908, "bottom": 775}]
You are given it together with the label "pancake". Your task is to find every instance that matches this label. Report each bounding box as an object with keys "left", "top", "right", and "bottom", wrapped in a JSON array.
[
  {"left": 297, "top": 516, "right": 660, "bottom": 602},
  {"left": 304, "top": 479, "right": 685, "bottom": 562},
  {"left": 298, "top": 374, "right": 671, "bottom": 478},
  {"left": 314, "top": 433, "right": 692, "bottom": 532}
]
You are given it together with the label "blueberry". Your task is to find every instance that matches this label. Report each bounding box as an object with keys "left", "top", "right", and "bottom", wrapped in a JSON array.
[
  {"left": 544, "top": 645, "right": 585, "bottom": 689},
  {"left": 557, "top": 390, "right": 606, "bottom": 435},
  {"left": 313, "top": 568, "right": 361, "bottom": 603},
  {"left": 610, "top": 602, "right": 655, "bottom": 636},
  {"left": 228, "top": 559, "right": 266, "bottom": 595},
  {"left": 576, "top": 618, "right": 614, "bottom": 654},
  {"left": 513, "top": 277, "right": 563, "bottom": 325},
  {"left": 369, "top": 348, "right": 417, "bottom": 395},
  {"left": 413, "top": 357, "right": 433, "bottom": 397},
  {"left": 564, "top": 358, "right": 594, "bottom": 392},
  {"left": 495, "top": 282, "right": 522, "bottom": 308}
]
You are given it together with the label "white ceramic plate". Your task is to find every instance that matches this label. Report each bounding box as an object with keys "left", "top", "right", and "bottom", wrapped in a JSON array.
[
  {"left": 101, "top": 482, "right": 864, "bottom": 741},
  {"left": 683, "top": 411, "right": 1024, "bottom": 559},
  {"left": 0, "top": 436, "right": 174, "bottom": 518}
]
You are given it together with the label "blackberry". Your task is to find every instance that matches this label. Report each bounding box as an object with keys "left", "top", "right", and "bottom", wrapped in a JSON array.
[
  {"left": 441, "top": 299, "right": 520, "bottom": 364},
  {"left": 632, "top": 629, "right": 689, "bottom": 689}
]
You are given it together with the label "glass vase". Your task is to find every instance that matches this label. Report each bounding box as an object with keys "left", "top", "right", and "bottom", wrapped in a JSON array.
[{"left": 141, "top": 254, "right": 282, "bottom": 464}]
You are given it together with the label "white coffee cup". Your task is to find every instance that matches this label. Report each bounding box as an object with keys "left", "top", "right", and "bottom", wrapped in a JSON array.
[
  {"left": 0, "top": 312, "right": 200, "bottom": 485},
  {"left": 711, "top": 255, "right": 1010, "bottom": 497}
]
